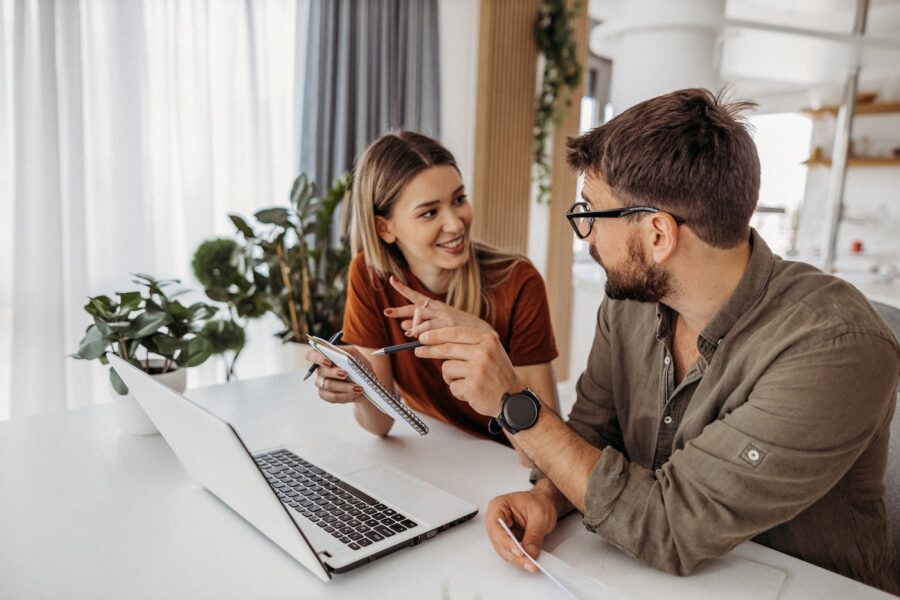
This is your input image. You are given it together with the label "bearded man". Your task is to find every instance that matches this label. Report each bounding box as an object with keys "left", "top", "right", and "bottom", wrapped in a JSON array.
[{"left": 415, "top": 88, "right": 900, "bottom": 593}]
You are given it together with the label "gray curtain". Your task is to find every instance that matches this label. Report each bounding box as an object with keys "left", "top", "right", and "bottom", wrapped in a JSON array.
[{"left": 299, "top": 0, "right": 441, "bottom": 198}]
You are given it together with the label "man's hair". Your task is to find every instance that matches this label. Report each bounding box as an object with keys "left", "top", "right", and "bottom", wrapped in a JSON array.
[{"left": 567, "top": 88, "right": 760, "bottom": 249}]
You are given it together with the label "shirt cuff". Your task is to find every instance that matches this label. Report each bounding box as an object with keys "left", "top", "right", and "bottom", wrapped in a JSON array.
[{"left": 581, "top": 446, "right": 655, "bottom": 553}]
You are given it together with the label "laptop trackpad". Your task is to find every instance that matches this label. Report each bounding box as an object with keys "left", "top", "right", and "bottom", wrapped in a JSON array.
[{"left": 345, "top": 465, "right": 454, "bottom": 526}]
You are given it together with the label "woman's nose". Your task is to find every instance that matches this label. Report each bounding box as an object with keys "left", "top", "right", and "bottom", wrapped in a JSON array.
[{"left": 442, "top": 211, "right": 465, "bottom": 233}]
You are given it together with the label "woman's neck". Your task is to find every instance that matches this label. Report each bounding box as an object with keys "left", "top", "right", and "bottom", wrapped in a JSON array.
[{"left": 406, "top": 260, "right": 453, "bottom": 294}]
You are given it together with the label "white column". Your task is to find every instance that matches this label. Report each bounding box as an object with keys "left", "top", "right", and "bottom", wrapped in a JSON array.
[{"left": 593, "top": 0, "right": 725, "bottom": 113}]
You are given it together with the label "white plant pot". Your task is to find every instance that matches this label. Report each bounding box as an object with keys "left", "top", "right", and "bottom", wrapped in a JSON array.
[{"left": 109, "top": 359, "right": 187, "bottom": 435}]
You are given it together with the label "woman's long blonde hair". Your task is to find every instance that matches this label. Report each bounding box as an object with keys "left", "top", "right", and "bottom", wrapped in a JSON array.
[{"left": 350, "top": 131, "right": 522, "bottom": 320}]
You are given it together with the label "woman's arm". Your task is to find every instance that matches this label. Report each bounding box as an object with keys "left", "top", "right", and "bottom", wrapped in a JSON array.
[{"left": 507, "top": 362, "right": 559, "bottom": 467}]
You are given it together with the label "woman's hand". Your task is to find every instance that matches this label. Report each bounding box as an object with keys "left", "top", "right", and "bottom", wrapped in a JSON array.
[
  {"left": 384, "top": 275, "right": 493, "bottom": 338},
  {"left": 304, "top": 346, "right": 368, "bottom": 405}
]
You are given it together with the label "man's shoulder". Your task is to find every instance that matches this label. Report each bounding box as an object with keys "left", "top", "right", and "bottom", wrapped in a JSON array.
[{"left": 764, "top": 259, "right": 897, "bottom": 347}]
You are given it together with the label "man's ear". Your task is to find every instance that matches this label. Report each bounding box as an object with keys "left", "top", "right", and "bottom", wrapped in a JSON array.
[
  {"left": 375, "top": 216, "right": 396, "bottom": 244},
  {"left": 647, "top": 213, "right": 679, "bottom": 264}
]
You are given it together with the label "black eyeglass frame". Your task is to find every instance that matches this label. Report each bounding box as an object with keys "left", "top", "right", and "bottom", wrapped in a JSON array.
[{"left": 565, "top": 202, "right": 686, "bottom": 240}]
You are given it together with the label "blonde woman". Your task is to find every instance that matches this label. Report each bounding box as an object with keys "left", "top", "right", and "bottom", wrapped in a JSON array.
[{"left": 306, "top": 131, "right": 559, "bottom": 463}]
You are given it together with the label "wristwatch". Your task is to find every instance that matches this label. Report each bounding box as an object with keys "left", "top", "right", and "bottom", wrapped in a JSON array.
[{"left": 488, "top": 389, "right": 541, "bottom": 435}]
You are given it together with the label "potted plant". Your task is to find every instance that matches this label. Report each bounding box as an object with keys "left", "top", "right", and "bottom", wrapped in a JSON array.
[
  {"left": 191, "top": 237, "right": 267, "bottom": 380},
  {"left": 71, "top": 274, "right": 218, "bottom": 434},
  {"left": 225, "top": 172, "right": 353, "bottom": 368}
]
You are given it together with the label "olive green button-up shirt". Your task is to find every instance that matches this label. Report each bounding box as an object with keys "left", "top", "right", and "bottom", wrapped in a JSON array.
[{"left": 558, "top": 231, "right": 899, "bottom": 593}]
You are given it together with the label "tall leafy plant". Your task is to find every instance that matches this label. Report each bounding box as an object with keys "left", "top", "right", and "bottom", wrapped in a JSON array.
[{"left": 228, "top": 172, "right": 353, "bottom": 343}]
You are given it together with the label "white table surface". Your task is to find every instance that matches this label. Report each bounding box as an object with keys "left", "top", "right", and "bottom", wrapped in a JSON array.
[{"left": 0, "top": 372, "right": 895, "bottom": 599}]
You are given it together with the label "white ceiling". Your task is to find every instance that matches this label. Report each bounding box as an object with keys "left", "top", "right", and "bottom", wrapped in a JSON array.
[{"left": 589, "top": 0, "right": 900, "bottom": 110}]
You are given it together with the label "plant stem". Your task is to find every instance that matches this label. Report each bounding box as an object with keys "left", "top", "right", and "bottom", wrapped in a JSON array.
[{"left": 275, "top": 240, "right": 302, "bottom": 341}]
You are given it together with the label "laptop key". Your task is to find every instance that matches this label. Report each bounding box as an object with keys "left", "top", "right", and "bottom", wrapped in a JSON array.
[
  {"left": 348, "top": 532, "right": 363, "bottom": 540},
  {"left": 358, "top": 538, "right": 372, "bottom": 547},
  {"left": 365, "top": 531, "right": 384, "bottom": 542},
  {"left": 364, "top": 519, "right": 379, "bottom": 527},
  {"left": 374, "top": 525, "right": 396, "bottom": 538},
  {"left": 390, "top": 523, "right": 407, "bottom": 533},
  {"left": 349, "top": 543, "right": 360, "bottom": 551},
  {"left": 401, "top": 519, "right": 417, "bottom": 528},
  {"left": 383, "top": 508, "right": 397, "bottom": 516},
  {"left": 317, "top": 521, "right": 328, "bottom": 528},
  {"left": 338, "top": 536, "right": 351, "bottom": 544}
]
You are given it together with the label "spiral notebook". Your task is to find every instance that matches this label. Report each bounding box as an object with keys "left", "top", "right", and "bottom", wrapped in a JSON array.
[{"left": 307, "top": 335, "right": 429, "bottom": 436}]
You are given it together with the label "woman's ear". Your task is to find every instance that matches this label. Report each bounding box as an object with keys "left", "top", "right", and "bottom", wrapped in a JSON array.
[{"left": 375, "top": 216, "right": 396, "bottom": 244}]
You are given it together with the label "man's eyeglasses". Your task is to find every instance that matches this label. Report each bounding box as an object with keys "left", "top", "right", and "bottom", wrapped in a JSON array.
[{"left": 565, "top": 202, "right": 686, "bottom": 240}]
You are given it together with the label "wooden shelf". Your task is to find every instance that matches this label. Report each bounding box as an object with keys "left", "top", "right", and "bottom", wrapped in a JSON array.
[
  {"left": 801, "top": 101, "right": 900, "bottom": 118},
  {"left": 803, "top": 157, "right": 900, "bottom": 167}
]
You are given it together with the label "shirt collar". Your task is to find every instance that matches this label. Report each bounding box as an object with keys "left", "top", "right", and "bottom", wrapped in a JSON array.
[{"left": 700, "top": 229, "right": 774, "bottom": 348}]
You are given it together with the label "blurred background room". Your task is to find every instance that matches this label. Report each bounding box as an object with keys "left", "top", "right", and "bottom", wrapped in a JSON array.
[{"left": 2, "top": 0, "right": 899, "bottom": 421}]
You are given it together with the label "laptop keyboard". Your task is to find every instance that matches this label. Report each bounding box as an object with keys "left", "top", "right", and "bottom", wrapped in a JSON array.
[{"left": 254, "top": 449, "right": 417, "bottom": 551}]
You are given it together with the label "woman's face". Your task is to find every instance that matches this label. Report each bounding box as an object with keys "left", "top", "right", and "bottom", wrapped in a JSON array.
[{"left": 376, "top": 165, "right": 473, "bottom": 275}]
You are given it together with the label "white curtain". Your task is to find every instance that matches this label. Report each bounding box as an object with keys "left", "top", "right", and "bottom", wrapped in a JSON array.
[{"left": 0, "top": 0, "right": 309, "bottom": 419}]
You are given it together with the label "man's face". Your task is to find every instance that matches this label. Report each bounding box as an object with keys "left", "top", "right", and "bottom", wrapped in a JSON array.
[{"left": 582, "top": 173, "right": 672, "bottom": 303}]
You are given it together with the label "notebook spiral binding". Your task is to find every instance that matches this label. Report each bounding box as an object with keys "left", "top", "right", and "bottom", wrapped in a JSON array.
[{"left": 348, "top": 357, "right": 429, "bottom": 436}]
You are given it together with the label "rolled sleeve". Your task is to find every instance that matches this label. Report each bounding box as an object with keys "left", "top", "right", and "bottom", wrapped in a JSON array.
[{"left": 579, "top": 331, "right": 899, "bottom": 575}]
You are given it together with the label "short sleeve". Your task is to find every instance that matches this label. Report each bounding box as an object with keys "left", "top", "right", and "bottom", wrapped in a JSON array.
[
  {"left": 341, "top": 254, "right": 390, "bottom": 349},
  {"left": 505, "top": 262, "right": 559, "bottom": 366}
]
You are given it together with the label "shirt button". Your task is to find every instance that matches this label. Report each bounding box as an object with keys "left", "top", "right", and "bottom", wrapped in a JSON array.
[
  {"left": 663, "top": 416, "right": 673, "bottom": 425},
  {"left": 747, "top": 449, "right": 760, "bottom": 461},
  {"left": 664, "top": 356, "right": 671, "bottom": 366},
  {"left": 718, "top": 339, "right": 724, "bottom": 345}
]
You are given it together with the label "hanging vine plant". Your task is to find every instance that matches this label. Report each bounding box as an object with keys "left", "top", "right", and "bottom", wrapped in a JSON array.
[{"left": 533, "top": 0, "right": 583, "bottom": 204}]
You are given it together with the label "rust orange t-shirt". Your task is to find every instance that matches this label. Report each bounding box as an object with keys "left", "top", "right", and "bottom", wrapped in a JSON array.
[{"left": 341, "top": 252, "right": 559, "bottom": 442}]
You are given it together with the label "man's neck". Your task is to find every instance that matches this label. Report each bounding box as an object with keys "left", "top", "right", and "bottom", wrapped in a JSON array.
[{"left": 663, "top": 241, "right": 752, "bottom": 335}]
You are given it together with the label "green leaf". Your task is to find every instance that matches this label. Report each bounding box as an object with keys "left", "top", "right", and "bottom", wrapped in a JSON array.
[
  {"left": 131, "top": 310, "right": 172, "bottom": 337},
  {"left": 176, "top": 336, "right": 214, "bottom": 368},
  {"left": 254, "top": 207, "right": 291, "bottom": 226},
  {"left": 229, "top": 214, "right": 255, "bottom": 238},
  {"left": 109, "top": 367, "right": 129, "bottom": 395},
  {"left": 151, "top": 333, "right": 186, "bottom": 355},
  {"left": 85, "top": 296, "right": 116, "bottom": 320},
  {"left": 167, "top": 300, "right": 193, "bottom": 321},
  {"left": 74, "top": 325, "right": 110, "bottom": 360},
  {"left": 117, "top": 291, "right": 142, "bottom": 313}
]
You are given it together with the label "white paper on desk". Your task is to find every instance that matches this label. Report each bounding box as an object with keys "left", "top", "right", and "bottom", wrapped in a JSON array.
[
  {"left": 500, "top": 519, "right": 629, "bottom": 600},
  {"left": 550, "top": 534, "right": 786, "bottom": 600}
]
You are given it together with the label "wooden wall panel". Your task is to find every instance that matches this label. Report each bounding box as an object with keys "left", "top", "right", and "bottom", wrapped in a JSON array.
[
  {"left": 471, "top": 0, "right": 541, "bottom": 254},
  {"left": 472, "top": 0, "right": 588, "bottom": 382}
]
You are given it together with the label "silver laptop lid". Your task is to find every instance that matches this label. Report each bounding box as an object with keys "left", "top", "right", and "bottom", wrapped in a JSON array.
[{"left": 107, "top": 355, "right": 330, "bottom": 582}]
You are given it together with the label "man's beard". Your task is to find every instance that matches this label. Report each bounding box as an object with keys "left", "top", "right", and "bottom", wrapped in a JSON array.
[{"left": 591, "top": 233, "right": 671, "bottom": 303}]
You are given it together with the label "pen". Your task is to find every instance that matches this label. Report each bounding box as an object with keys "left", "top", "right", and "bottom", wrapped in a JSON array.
[
  {"left": 370, "top": 340, "right": 423, "bottom": 356},
  {"left": 303, "top": 329, "right": 343, "bottom": 380}
]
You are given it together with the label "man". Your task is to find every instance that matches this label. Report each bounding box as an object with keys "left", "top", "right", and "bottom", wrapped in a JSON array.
[{"left": 415, "top": 88, "right": 900, "bottom": 593}]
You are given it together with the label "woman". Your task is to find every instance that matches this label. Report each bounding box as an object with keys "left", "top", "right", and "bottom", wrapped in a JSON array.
[{"left": 306, "top": 131, "right": 559, "bottom": 463}]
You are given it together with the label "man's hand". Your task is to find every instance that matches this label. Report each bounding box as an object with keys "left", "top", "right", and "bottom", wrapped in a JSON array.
[
  {"left": 485, "top": 489, "right": 559, "bottom": 573},
  {"left": 415, "top": 327, "right": 524, "bottom": 416}
]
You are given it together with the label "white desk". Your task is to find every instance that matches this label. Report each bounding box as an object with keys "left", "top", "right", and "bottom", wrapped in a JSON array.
[{"left": 0, "top": 373, "right": 894, "bottom": 599}]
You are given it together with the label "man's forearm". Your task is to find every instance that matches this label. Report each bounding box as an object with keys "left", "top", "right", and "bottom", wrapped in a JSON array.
[{"left": 514, "top": 408, "right": 602, "bottom": 514}]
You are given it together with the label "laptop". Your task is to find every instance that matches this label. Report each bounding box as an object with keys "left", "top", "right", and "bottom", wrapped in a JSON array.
[{"left": 108, "top": 355, "right": 478, "bottom": 582}]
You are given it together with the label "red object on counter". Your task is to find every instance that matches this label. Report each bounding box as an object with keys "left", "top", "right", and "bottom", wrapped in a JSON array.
[{"left": 850, "top": 240, "right": 864, "bottom": 254}]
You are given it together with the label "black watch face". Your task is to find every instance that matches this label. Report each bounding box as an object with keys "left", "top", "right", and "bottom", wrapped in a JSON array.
[{"left": 504, "top": 393, "right": 538, "bottom": 429}]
